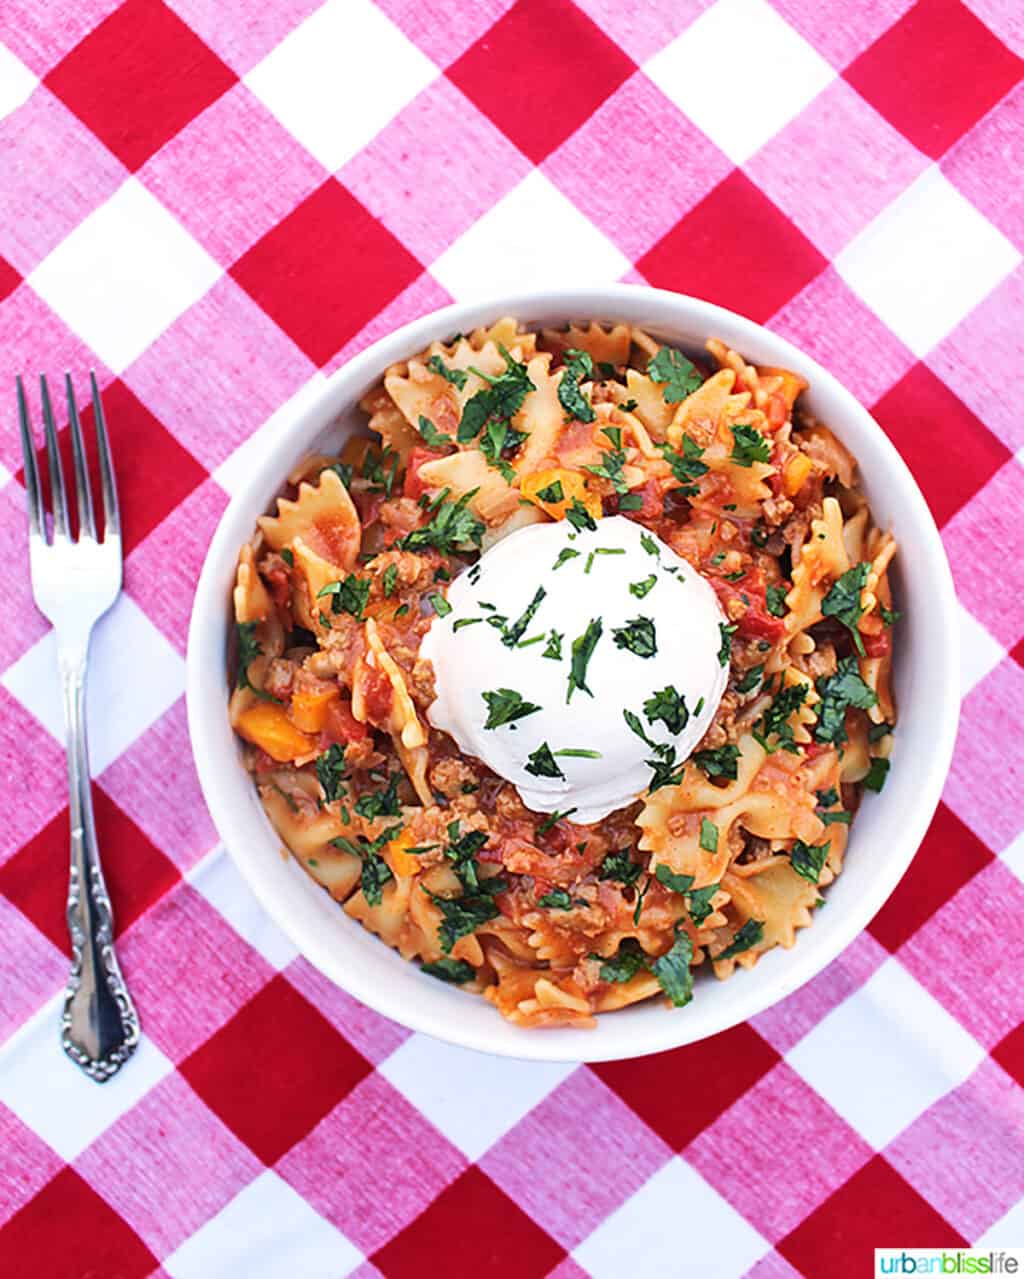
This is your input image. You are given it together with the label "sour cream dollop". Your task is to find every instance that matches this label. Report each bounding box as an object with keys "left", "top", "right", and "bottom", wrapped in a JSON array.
[{"left": 421, "top": 515, "right": 729, "bottom": 823}]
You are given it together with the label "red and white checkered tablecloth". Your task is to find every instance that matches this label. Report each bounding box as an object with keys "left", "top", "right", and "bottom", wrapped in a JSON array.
[{"left": 1, "top": 0, "right": 1023, "bottom": 1274}]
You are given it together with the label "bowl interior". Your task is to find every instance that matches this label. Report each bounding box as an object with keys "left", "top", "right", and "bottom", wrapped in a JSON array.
[{"left": 187, "top": 287, "right": 959, "bottom": 1062}]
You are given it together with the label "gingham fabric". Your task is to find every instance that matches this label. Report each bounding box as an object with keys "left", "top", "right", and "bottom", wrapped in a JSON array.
[{"left": 1, "top": 1, "right": 1022, "bottom": 1275}]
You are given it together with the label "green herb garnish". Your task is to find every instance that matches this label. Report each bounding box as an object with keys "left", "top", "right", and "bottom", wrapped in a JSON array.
[
  {"left": 730, "top": 423, "right": 771, "bottom": 467},
  {"left": 691, "top": 745, "right": 740, "bottom": 780},
  {"left": 612, "top": 616, "right": 657, "bottom": 658},
  {"left": 630, "top": 575, "right": 657, "bottom": 599},
  {"left": 525, "top": 742, "right": 564, "bottom": 779},
  {"left": 482, "top": 687, "right": 542, "bottom": 730},
  {"left": 699, "top": 818, "right": 719, "bottom": 854},
  {"left": 558, "top": 348, "right": 596, "bottom": 423},
  {"left": 427, "top": 355, "right": 468, "bottom": 390},
  {"left": 567, "top": 618, "right": 602, "bottom": 701},
  {"left": 822, "top": 563, "right": 870, "bottom": 656},
  {"left": 716, "top": 919, "right": 764, "bottom": 960},
  {"left": 643, "top": 686, "right": 688, "bottom": 735},
  {"left": 814, "top": 656, "right": 877, "bottom": 745},
  {"left": 421, "top": 958, "right": 475, "bottom": 983},
  {"left": 648, "top": 347, "right": 702, "bottom": 402},
  {"left": 791, "top": 839, "right": 830, "bottom": 885}
]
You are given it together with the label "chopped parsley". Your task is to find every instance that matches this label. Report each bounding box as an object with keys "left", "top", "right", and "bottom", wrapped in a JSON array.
[
  {"left": 280, "top": 547, "right": 294, "bottom": 567},
  {"left": 479, "top": 416, "right": 527, "bottom": 480},
  {"left": 482, "top": 687, "right": 542, "bottom": 730},
  {"left": 730, "top": 423, "right": 771, "bottom": 467},
  {"left": 428, "top": 592, "right": 451, "bottom": 617},
  {"left": 814, "top": 657, "right": 877, "bottom": 745},
  {"left": 555, "top": 747, "right": 602, "bottom": 759},
  {"left": 691, "top": 744, "right": 740, "bottom": 780},
  {"left": 417, "top": 413, "right": 453, "bottom": 451},
  {"left": 453, "top": 616, "right": 482, "bottom": 632},
  {"left": 597, "top": 939, "right": 649, "bottom": 983},
  {"left": 421, "top": 958, "right": 475, "bottom": 983},
  {"left": 538, "top": 888, "right": 575, "bottom": 910},
  {"left": 820, "top": 809, "right": 852, "bottom": 826},
  {"left": 536, "top": 807, "right": 577, "bottom": 836},
  {"left": 699, "top": 818, "right": 719, "bottom": 854},
  {"left": 382, "top": 563, "right": 398, "bottom": 597},
  {"left": 458, "top": 345, "right": 534, "bottom": 444},
  {"left": 648, "top": 347, "right": 703, "bottom": 402},
  {"left": 816, "top": 786, "right": 839, "bottom": 808},
  {"left": 791, "top": 839, "right": 830, "bottom": 885},
  {"left": 718, "top": 622, "right": 737, "bottom": 667},
  {"left": 598, "top": 848, "right": 643, "bottom": 887},
  {"left": 318, "top": 574, "right": 371, "bottom": 620},
  {"left": 644, "top": 686, "right": 689, "bottom": 735},
  {"left": 640, "top": 532, "right": 660, "bottom": 557},
  {"left": 444, "top": 821, "right": 490, "bottom": 893},
  {"left": 236, "top": 621, "right": 262, "bottom": 690},
  {"left": 315, "top": 744, "right": 348, "bottom": 803},
  {"left": 880, "top": 603, "right": 901, "bottom": 628},
  {"left": 400, "top": 490, "right": 485, "bottom": 554},
  {"left": 686, "top": 883, "right": 719, "bottom": 926},
  {"left": 633, "top": 875, "right": 652, "bottom": 924},
  {"left": 353, "top": 772, "right": 402, "bottom": 820},
  {"left": 652, "top": 929, "right": 694, "bottom": 1008},
  {"left": 567, "top": 618, "right": 602, "bottom": 701},
  {"left": 565, "top": 497, "right": 597, "bottom": 532},
  {"left": 716, "top": 920, "right": 764, "bottom": 960},
  {"left": 868, "top": 721, "right": 893, "bottom": 743},
  {"left": 426, "top": 354, "right": 468, "bottom": 390},
  {"left": 660, "top": 435, "right": 708, "bottom": 495},
  {"left": 536, "top": 479, "right": 564, "bottom": 504},
  {"left": 331, "top": 825, "right": 403, "bottom": 906},
  {"left": 735, "top": 664, "right": 764, "bottom": 695},
  {"left": 612, "top": 616, "right": 657, "bottom": 658},
  {"left": 753, "top": 681, "right": 808, "bottom": 754},
  {"left": 630, "top": 575, "right": 657, "bottom": 599},
  {"left": 361, "top": 446, "right": 400, "bottom": 497},
  {"left": 327, "top": 461, "right": 353, "bottom": 489},
  {"left": 765, "top": 584, "right": 788, "bottom": 617},
  {"left": 428, "top": 889, "right": 502, "bottom": 953},
  {"left": 542, "top": 629, "right": 563, "bottom": 660},
  {"left": 585, "top": 442, "right": 629, "bottom": 495},
  {"left": 654, "top": 864, "right": 694, "bottom": 894},
  {"left": 553, "top": 547, "right": 580, "bottom": 571},
  {"left": 501, "top": 586, "right": 546, "bottom": 647},
  {"left": 862, "top": 757, "right": 890, "bottom": 793},
  {"left": 821, "top": 563, "right": 870, "bottom": 656},
  {"left": 525, "top": 742, "right": 564, "bottom": 779},
  {"left": 558, "top": 348, "right": 596, "bottom": 424}
]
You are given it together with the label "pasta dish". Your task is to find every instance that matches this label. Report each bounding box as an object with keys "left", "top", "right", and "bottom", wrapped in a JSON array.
[{"left": 228, "top": 318, "right": 897, "bottom": 1028}]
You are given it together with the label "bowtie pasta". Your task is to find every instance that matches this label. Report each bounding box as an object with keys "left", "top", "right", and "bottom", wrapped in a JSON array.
[{"left": 229, "top": 318, "right": 897, "bottom": 1029}]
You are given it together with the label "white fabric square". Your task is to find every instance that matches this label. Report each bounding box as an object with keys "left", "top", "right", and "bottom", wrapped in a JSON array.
[
  {"left": 163, "top": 1169, "right": 362, "bottom": 1279},
  {"left": 574, "top": 1156, "right": 769, "bottom": 1279},
  {"left": 378, "top": 1033, "right": 576, "bottom": 1160},
  {"left": 957, "top": 600, "right": 1005, "bottom": 698},
  {"left": 431, "top": 170, "right": 631, "bottom": 302},
  {"left": 835, "top": 167, "right": 1021, "bottom": 357},
  {"left": 212, "top": 371, "right": 327, "bottom": 496},
  {"left": 0, "top": 996, "right": 172, "bottom": 1161},
  {"left": 0, "top": 41, "right": 37, "bottom": 121},
  {"left": 2, "top": 593, "right": 185, "bottom": 775},
  {"left": 244, "top": 0, "right": 437, "bottom": 171},
  {"left": 786, "top": 958, "right": 985, "bottom": 1150},
  {"left": 189, "top": 846, "right": 299, "bottom": 971},
  {"left": 28, "top": 178, "right": 221, "bottom": 373},
  {"left": 1000, "top": 830, "right": 1024, "bottom": 886},
  {"left": 645, "top": 0, "right": 834, "bottom": 164}
]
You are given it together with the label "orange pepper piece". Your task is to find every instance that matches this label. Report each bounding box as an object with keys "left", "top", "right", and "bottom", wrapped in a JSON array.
[
  {"left": 521, "top": 468, "right": 602, "bottom": 522},
  {"left": 386, "top": 829, "right": 422, "bottom": 879},
  {"left": 287, "top": 684, "right": 339, "bottom": 733},
  {"left": 782, "top": 452, "right": 813, "bottom": 497},
  {"left": 236, "top": 702, "right": 316, "bottom": 762}
]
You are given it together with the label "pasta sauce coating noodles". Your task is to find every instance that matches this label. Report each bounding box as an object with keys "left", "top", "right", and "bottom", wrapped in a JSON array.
[{"left": 228, "top": 319, "right": 898, "bottom": 1028}]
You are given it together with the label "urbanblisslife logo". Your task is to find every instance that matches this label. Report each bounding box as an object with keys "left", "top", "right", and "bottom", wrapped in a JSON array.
[{"left": 875, "top": 1251, "right": 1024, "bottom": 1276}]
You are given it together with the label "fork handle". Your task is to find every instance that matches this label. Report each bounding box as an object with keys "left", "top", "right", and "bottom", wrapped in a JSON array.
[{"left": 59, "top": 647, "right": 140, "bottom": 1081}]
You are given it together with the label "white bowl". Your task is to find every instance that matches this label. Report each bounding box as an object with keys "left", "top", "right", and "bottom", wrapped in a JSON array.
[{"left": 186, "top": 286, "right": 959, "bottom": 1063}]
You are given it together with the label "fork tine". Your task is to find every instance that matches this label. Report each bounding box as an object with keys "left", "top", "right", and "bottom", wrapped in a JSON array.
[
  {"left": 65, "top": 375, "right": 96, "bottom": 540},
  {"left": 90, "top": 372, "right": 120, "bottom": 539},
  {"left": 16, "top": 376, "right": 44, "bottom": 540},
  {"left": 40, "top": 374, "right": 70, "bottom": 540}
]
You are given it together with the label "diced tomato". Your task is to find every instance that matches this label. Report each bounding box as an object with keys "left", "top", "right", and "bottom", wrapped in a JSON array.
[
  {"left": 619, "top": 478, "right": 662, "bottom": 522},
  {"left": 265, "top": 566, "right": 291, "bottom": 612},
  {"left": 711, "top": 566, "right": 787, "bottom": 643},
  {"left": 362, "top": 667, "right": 394, "bottom": 724},
  {"left": 863, "top": 627, "right": 891, "bottom": 659},
  {"left": 251, "top": 748, "right": 279, "bottom": 774},
  {"left": 403, "top": 445, "right": 446, "bottom": 501},
  {"left": 804, "top": 740, "right": 824, "bottom": 760},
  {"left": 322, "top": 698, "right": 368, "bottom": 745}
]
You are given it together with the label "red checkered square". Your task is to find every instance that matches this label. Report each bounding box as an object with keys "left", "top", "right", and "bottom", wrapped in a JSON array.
[
  {"left": 685, "top": 1063, "right": 873, "bottom": 1242},
  {"left": 0, "top": 1168, "right": 156, "bottom": 1279},
  {"left": 900, "top": 860, "right": 1024, "bottom": 1048},
  {"left": 0, "top": 258, "right": 20, "bottom": 304},
  {"left": 872, "top": 362, "right": 1012, "bottom": 528},
  {"left": 844, "top": 0, "right": 1023, "bottom": 160},
  {"left": 0, "top": 88, "right": 127, "bottom": 277},
  {"left": 993, "top": 1022, "right": 1024, "bottom": 1088},
  {"left": 181, "top": 974, "right": 372, "bottom": 1164},
  {"left": 593, "top": 1023, "right": 780, "bottom": 1149},
  {"left": 75, "top": 1072, "right": 261, "bottom": 1257},
  {"left": 43, "top": 0, "right": 237, "bottom": 171},
  {"left": 373, "top": 1167, "right": 564, "bottom": 1276},
  {"left": 0, "top": 1103, "right": 63, "bottom": 1229},
  {"left": 868, "top": 802, "right": 994, "bottom": 952},
  {"left": 277, "top": 1072, "right": 467, "bottom": 1253},
  {"left": 0, "top": 785, "right": 179, "bottom": 957},
  {"left": 98, "top": 699, "right": 217, "bottom": 876},
  {"left": 284, "top": 957, "right": 411, "bottom": 1066},
  {"left": 117, "top": 883, "right": 275, "bottom": 1062},
  {"left": 327, "top": 271, "right": 453, "bottom": 374},
  {"left": 885, "top": 1059, "right": 1024, "bottom": 1240},
  {"left": 15, "top": 377, "right": 209, "bottom": 555},
  {"left": 231, "top": 179, "right": 423, "bottom": 367},
  {"left": 638, "top": 171, "right": 828, "bottom": 323},
  {"left": 480, "top": 1067, "right": 671, "bottom": 1249},
  {"left": 779, "top": 1156, "right": 967, "bottom": 1276},
  {"left": 0, "top": 897, "right": 63, "bottom": 1046},
  {"left": 447, "top": 0, "right": 635, "bottom": 164},
  {"left": 0, "top": 688, "right": 69, "bottom": 870},
  {"left": 124, "top": 480, "right": 229, "bottom": 655}
]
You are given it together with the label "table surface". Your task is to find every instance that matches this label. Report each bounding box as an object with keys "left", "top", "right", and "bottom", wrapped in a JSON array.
[{"left": 1, "top": 1, "right": 1023, "bottom": 1276}]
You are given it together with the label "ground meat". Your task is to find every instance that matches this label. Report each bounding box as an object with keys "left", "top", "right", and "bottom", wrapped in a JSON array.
[
  {"left": 379, "top": 496, "right": 426, "bottom": 537},
  {"left": 309, "top": 616, "right": 365, "bottom": 684},
  {"left": 429, "top": 756, "right": 481, "bottom": 799},
  {"left": 263, "top": 658, "right": 298, "bottom": 700},
  {"left": 367, "top": 548, "right": 437, "bottom": 594},
  {"left": 736, "top": 834, "right": 773, "bottom": 864},
  {"left": 697, "top": 690, "right": 740, "bottom": 749},
  {"left": 343, "top": 736, "right": 383, "bottom": 773},
  {"left": 800, "top": 641, "right": 837, "bottom": 681},
  {"left": 762, "top": 495, "right": 794, "bottom": 528}
]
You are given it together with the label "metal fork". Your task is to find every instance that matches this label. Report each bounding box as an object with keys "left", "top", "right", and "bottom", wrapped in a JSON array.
[{"left": 17, "top": 373, "right": 139, "bottom": 1082}]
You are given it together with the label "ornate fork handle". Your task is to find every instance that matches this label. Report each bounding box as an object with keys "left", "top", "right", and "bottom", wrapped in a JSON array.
[{"left": 59, "top": 647, "right": 139, "bottom": 1082}]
